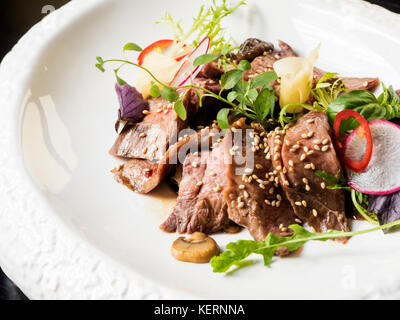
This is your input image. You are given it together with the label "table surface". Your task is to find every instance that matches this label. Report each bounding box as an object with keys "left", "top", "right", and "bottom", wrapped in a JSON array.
[{"left": 0, "top": 0, "right": 399, "bottom": 301}]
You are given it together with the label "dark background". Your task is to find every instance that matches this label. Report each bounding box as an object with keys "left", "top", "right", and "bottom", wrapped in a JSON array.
[{"left": 0, "top": 0, "right": 399, "bottom": 300}]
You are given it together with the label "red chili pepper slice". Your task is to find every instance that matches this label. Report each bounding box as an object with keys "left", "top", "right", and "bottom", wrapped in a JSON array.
[
  {"left": 333, "top": 109, "right": 373, "bottom": 173},
  {"left": 137, "top": 39, "right": 188, "bottom": 66}
]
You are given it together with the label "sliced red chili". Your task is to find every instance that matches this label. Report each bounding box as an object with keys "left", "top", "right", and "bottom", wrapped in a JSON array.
[
  {"left": 137, "top": 39, "right": 188, "bottom": 65},
  {"left": 333, "top": 110, "right": 373, "bottom": 173}
]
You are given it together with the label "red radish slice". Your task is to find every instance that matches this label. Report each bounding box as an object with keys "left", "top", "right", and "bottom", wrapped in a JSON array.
[
  {"left": 170, "top": 37, "right": 210, "bottom": 87},
  {"left": 345, "top": 120, "right": 400, "bottom": 195},
  {"left": 137, "top": 39, "right": 189, "bottom": 66}
]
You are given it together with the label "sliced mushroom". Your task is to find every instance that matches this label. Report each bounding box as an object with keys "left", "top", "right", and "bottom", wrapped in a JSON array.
[{"left": 171, "top": 232, "right": 219, "bottom": 263}]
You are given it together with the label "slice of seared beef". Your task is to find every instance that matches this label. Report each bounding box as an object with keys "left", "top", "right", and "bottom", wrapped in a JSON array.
[
  {"left": 223, "top": 119, "right": 298, "bottom": 241},
  {"left": 113, "top": 127, "right": 221, "bottom": 193},
  {"left": 268, "top": 112, "right": 349, "bottom": 242},
  {"left": 109, "top": 98, "right": 187, "bottom": 161},
  {"left": 236, "top": 38, "right": 275, "bottom": 62},
  {"left": 160, "top": 141, "right": 230, "bottom": 234}
]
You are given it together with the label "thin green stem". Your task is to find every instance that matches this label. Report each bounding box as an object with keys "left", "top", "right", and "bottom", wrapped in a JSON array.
[{"left": 351, "top": 190, "right": 379, "bottom": 225}]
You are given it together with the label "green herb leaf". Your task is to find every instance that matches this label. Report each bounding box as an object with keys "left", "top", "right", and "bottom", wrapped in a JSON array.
[
  {"left": 227, "top": 91, "right": 238, "bottom": 103},
  {"left": 161, "top": 86, "right": 179, "bottom": 102},
  {"left": 250, "top": 71, "right": 278, "bottom": 89},
  {"left": 123, "top": 43, "right": 143, "bottom": 52},
  {"left": 96, "top": 56, "right": 104, "bottom": 63},
  {"left": 217, "top": 108, "right": 230, "bottom": 130},
  {"left": 378, "top": 83, "right": 400, "bottom": 120},
  {"left": 114, "top": 69, "right": 127, "bottom": 85},
  {"left": 221, "top": 69, "right": 243, "bottom": 90},
  {"left": 193, "top": 53, "right": 219, "bottom": 67},
  {"left": 254, "top": 87, "right": 275, "bottom": 120},
  {"left": 237, "top": 60, "right": 251, "bottom": 71},
  {"left": 95, "top": 63, "right": 105, "bottom": 72},
  {"left": 327, "top": 90, "right": 385, "bottom": 130},
  {"left": 174, "top": 99, "right": 187, "bottom": 120},
  {"left": 150, "top": 83, "right": 161, "bottom": 98}
]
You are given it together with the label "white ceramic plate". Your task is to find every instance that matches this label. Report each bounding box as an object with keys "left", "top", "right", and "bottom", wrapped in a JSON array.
[{"left": 1, "top": 0, "right": 400, "bottom": 300}]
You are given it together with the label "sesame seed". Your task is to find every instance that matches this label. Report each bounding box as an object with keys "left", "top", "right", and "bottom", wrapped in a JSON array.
[
  {"left": 295, "top": 218, "right": 302, "bottom": 224},
  {"left": 142, "top": 147, "right": 148, "bottom": 154},
  {"left": 301, "top": 133, "right": 308, "bottom": 139},
  {"left": 266, "top": 153, "right": 271, "bottom": 160},
  {"left": 293, "top": 144, "right": 300, "bottom": 149},
  {"left": 285, "top": 140, "right": 291, "bottom": 146},
  {"left": 302, "top": 200, "right": 307, "bottom": 207},
  {"left": 363, "top": 81, "right": 368, "bottom": 87},
  {"left": 274, "top": 154, "right": 280, "bottom": 161},
  {"left": 304, "top": 146, "right": 309, "bottom": 153},
  {"left": 281, "top": 226, "right": 287, "bottom": 232},
  {"left": 256, "top": 164, "right": 263, "bottom": 169},
  {"left": 277, "top": 194, "right": 282, "bottom": 201},
  {"left": 322, "top": 138, "right": 329, "bottom": 145},
  {"left": 238, "top": 202, "right": 245, "bottom": 209},
  {"left": 244, "top": 191, "right": 249, "bottom": 198},
  {"left": 269, "top": 187, "right": 275, "bottom": 194},
  {"left": 245, "top": 168, "right": 253, "bottom": 174},
  {"left": 237, "top": 197, "right": 242, "bottom": 203},
  {"left": 307, "top": 131, "right": 314, "bottom": 138},
  {"left": 210, "top": 172, "right": 217, "bottom": 177},
  {"left": 196, "top": 181, "right": 203, "bottom": 187},
  {"left": 289, "top": 160, "right": 294, "bottom": 167},
  {"left": 312, "top": 209, "right": 318, "bottom": 217},
  {"left": 307, "top": 151, "right": 314, "bottom": 156},
  {"left": 305, "top": 185, "right": 311, "bottom": 191},
  {"left": 139, "top": 133, "right": 147, "bottom": 138},
  {"left": 314, "top": 145, "right": 321, "bottom": 151},
  {"left": 259, "top": 184, "right": 265, "bottom": 189},
  {"left": 302, "top": 178, "right": 309, "bottom": 184},
  {"left": 313, "top": 139, "right": 321, "bottom": 144},
  {"left": 321, "top": 145, "right": 329, "bottom": 152},
  {"left": 265, "top": 199, "right": 271, "bottom": 205},
  {"left": 276, "top": 165, "right": 282, "bottom": 171},
  {"left": 310, "top": 163, "right": 315, "bottom": 170},
  {"left": 304, "top": 164, "right": 311, "bottom": 169},
  {"left": 295, "top": 201, "right": 302, "bottom": 206},
  {"left": 300, "top": 154, "right": 306, "bottom": 161},
  {"left": 307, "top": 119, "right": 315, "bottom": 124},
  {"left": 252, "top": 174, "right": 258, "bottom": 180},
  {"left": 271, "top": 201, "right": 276, "bottom": 207},
  {"left": 142, "top": 110, "right": 149, "bottom": 115},
  {"left": 143, "top": 168, "right": 150, "bottom": 172},
  {"left": 239, "top": 184, "right": 245, "bottom": 189},
  {"left": 321, "top": 182, "right": 326, "bottom": 189}
]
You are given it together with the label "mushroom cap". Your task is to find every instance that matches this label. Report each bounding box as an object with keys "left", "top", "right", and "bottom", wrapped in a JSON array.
[{"left": 171, "top": 233, "right": 219, "bottom": 264}]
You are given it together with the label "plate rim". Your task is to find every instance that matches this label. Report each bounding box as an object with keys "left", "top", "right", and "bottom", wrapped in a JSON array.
[{"left": 0, "top": 0, "right": 399, "bottom": 300}]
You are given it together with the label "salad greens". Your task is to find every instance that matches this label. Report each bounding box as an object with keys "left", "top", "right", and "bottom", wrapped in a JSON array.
[
  {"left": 157, "top": 0, "right": 245, "bottom": 54},
  {"left": 211, "top": 220, "right": 400, "bottom": 273}
]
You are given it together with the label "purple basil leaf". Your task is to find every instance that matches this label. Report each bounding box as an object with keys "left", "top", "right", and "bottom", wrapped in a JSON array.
[
  {"left": 115, "top": 83, "right": 149, "bottom": 129},
  {"left": 369, "top": 191, "right": 400, "bottom": 233}
]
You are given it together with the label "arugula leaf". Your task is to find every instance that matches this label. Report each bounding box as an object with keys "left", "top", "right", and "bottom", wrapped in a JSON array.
[
  {"left": 193, "top": 53, "right": 219, "bottom": 67},
  {"left": 211, "top": 220, "right": 400, "bottom": 273},
  {"left": 211, "top": 224, "right": 342, "bottom": 273},
  {"left": 217, "top": 108, "right": 230, "bottom": 130},
  {"left": 123, "top": 43, "right": 143, "bottom": 52},
  {"left": 174, "top": 99, "right": 187, "bottom": 120},
  {"left": 221, "top": 69, "right": 243, "bottom": 90},
  {"left": 161, "top": 86, "right": 179, "bottom": 102}
]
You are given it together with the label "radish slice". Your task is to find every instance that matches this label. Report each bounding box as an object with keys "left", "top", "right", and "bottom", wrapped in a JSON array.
[
  {"left": 345, "top": 120, "right": 400, "bottom": 195},
  {"left": 170, "top": 37, "right": 210, "bottom": 87}
]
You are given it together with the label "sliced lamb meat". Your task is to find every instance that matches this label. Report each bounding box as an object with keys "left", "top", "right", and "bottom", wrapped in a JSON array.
[
  {"left": 268, "top": 112, "right": 349, "bottom": 242},
  {"left": 112, "top": 126, "right": 221, "bottom": 193},
  {"left": 160, "top": 141, "right": 230, "bottom": 234},
  {"left": 223, "top": 119, "right": 298, "bottom": 241}
]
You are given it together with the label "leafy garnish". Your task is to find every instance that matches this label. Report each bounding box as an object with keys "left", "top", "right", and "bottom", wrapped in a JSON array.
[
  {"left": 314, "top": 170, "right": 349, "bottom": 190},
  {"left": 123, "top": 42, "right": 143, "bottom": 52},
  {"left": 211, "top": 220, "right": 400, "bottom": 273},
  {"left": 377, "top": 83, "right": 400, "bottom": 120},
  {"left": 157, "top": 0, "right": 245, "bottom": 54},
  {"left": 193, "top": 53, "right": 219, "bottom": 68},
  {"left": 312, "top": 72, "right": 348, "bottom": 109}
]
